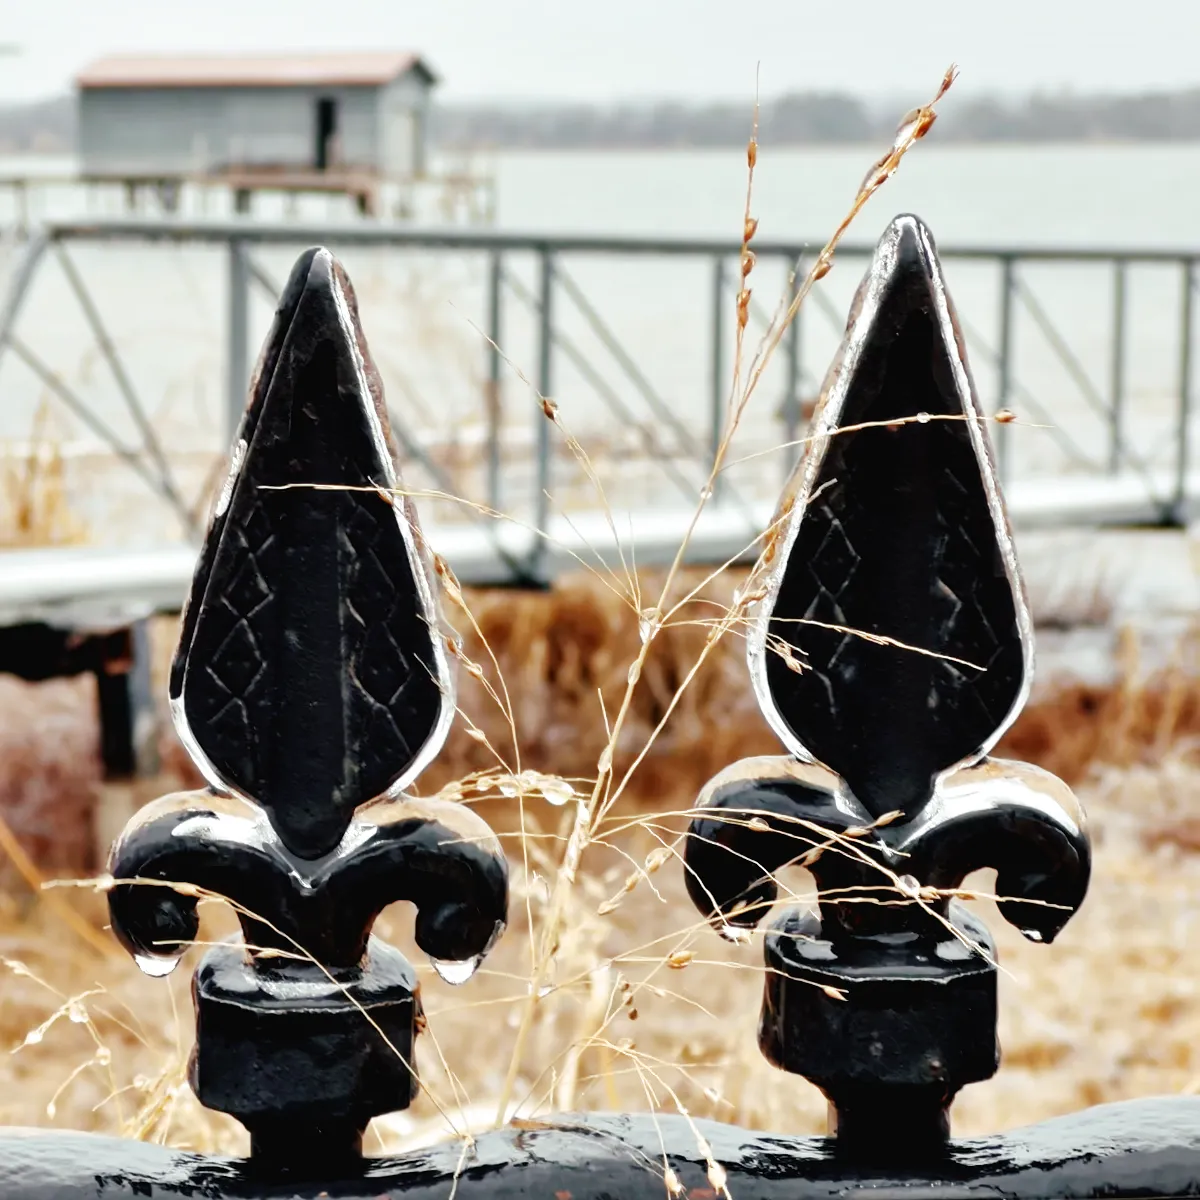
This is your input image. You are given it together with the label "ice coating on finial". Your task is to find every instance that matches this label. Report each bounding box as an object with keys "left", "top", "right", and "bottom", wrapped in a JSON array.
[
  {"left": 749, "top": 214, "right": 1031, "bottom": 820},
  {"left": 170, "top": 248, "right": 453, "bottom": 860}
]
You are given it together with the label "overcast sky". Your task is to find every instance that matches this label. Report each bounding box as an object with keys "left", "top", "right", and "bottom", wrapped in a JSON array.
[{"left": 3, "top": 0, "right": 1198, "bottom": 104}]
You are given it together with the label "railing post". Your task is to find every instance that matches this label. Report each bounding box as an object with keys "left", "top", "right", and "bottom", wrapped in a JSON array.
[
  {"left": 1173, "top": 258, "right": 1195, "bottom": 524},
  {"left": 486, "top": 249, "right": 504, "bottom": 514},
  {"left": 782, "top": 266, "right": 803, "bottom": 483},
  {"left": 1109, "top": 259, "right": 1127, "bottom": 475},
  {"left": 227, "top": 237, "right": 250, "bottom": 439},
  {"left": 531, "top": 247, "right": 554, "bottom": 576},
  {"left": 710, "top": 255, "right": 727, "bottom": 501},
  {"left": 685, "top": 215, "right": 1090, "bottom": 1165},
  {"left": 995, "top": 256, "right": 1015, "bottom": 482}
]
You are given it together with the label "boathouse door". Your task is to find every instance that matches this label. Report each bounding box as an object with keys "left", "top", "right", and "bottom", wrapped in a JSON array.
[{"left": 315, "top": 97, "right": 338, "bottom": 170}]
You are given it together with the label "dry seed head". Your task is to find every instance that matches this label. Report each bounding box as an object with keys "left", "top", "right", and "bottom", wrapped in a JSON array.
[
  {"left": 465, "top": 726, "right": 489, "bottom": 744},
  {"left": 664, "top": 1166, "right": 685, "bottom": 1197},
  {"left": 433, "top": 551, "right": 461, "bottom": 592},
  {"left": 734, "top": 582, "right": 767, "bottom": 610},
  {"left": 736, "top": 288, "right": 751, "bottom": 328},
  {"left": 598, "top": 871, "right": 639, "bottom": 915},
  {"left": 666, "top": 950, "right": 695, "bottom": 970},
  {"left": 813, "top": 255, "right": 833, "bottom": 282},
  {"left": 644, "top": 846, "right": 672, "bottom": 873},
  {"left": 747, "top": 137, "right": 757, "bottom": 168},
  {"left": 914, "top": 108, "right": 938, "bottom": 139},
  {"left": 780, "top": 645, "right": 805, "bottom": 675},
  {"left": 540, "top": 396, "right": 559, "bottom": 420},
  {"left": 748, "top": 816, "right": 769, "bottom": 832},
  {"left": 995, "top": 408, "right": 1016, "bottom": 423},
  {"left": 741, "top": 249, "right": 756, "bottom": 278},
  {"left": 822, "top": 985, "right": 847, "bottom": 1001},
  {"left": 744, "top": 216, "right": 758, "bottom": 243}
]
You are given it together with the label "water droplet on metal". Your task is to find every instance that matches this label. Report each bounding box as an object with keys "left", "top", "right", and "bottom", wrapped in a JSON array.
[
  {"left": 134, "top": 952, "right": 182, "bottom": 978},
  {"left": 430, "top": 954, "right": 482, "bottom": 985}
]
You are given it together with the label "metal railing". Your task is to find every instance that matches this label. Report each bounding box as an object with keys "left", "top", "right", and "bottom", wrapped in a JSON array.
[{"left": 1, "top": 217, "right": 1199, "bottom": 563}]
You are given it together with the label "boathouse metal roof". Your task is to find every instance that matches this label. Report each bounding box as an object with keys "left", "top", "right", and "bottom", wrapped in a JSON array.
[{"left": 76, "top": 51, "right": 437, "bottom": 90}]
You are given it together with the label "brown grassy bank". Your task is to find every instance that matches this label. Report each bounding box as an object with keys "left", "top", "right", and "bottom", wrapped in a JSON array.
[
  {"left": 5, "top": 574, "right": 1199, "bottom": 877},
  {"left": 0, "top": 575, "right": 1198, "bottom": 1151}
]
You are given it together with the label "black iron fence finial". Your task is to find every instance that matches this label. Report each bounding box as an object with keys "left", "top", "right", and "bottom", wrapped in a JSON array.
[
  {"left": 684, "top": 214, "right": 1090, "bottom": 1161},
  {"left": 105, "top": 247, "right": 508, "bottom": 1172}
]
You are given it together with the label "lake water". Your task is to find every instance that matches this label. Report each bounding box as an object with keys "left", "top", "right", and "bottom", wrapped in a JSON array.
[{"left": 2, "top": 143, "right": 1200, "bottom": 543}]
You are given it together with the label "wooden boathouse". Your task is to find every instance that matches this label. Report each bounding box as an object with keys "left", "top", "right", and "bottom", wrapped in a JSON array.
[{"left": 75, "top": 51, "right": 438, "bottom": 213}]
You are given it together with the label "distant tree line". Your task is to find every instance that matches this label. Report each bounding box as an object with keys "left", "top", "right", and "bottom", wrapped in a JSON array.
[
  {"left": 0, "top": 95, "right": 73, "bottom": 152},
  {"left": 434, "top": 90, "right": 1200, "bottom": 147},
  {"left": 7, "top": 89, "right": 1200, "bottom": 154}
]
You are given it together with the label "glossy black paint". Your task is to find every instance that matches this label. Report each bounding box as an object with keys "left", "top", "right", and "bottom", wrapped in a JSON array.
[
  {"left": 102, "top": 246, "right": 508, "bottom": 1169},
  {"left": 3, "top": 1097, "right": 1200, "bottom": 1198},
  {"left": 763, "top": 218, "right": 1024, "bottom": 820},
  {"left": 193, "top": 940, "right": 418, "bottom": 1167},
  {"left": 108, "top": 799, "right": 507, "bottom": 969},
  {"left": 685, "top": 216, "right": 1091, "bottom": 1151},
  {"left": 172, "top": 248, "right": 445, "bottom": 861}
]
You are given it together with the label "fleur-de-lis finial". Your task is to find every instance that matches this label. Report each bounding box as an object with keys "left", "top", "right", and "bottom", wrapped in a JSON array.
[
  {"left": 685, "top": 215, "right": 1089, "bottom": 1160},
  {"left": 106, "top": 248, "right": 508, "bottom": 1171}
]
